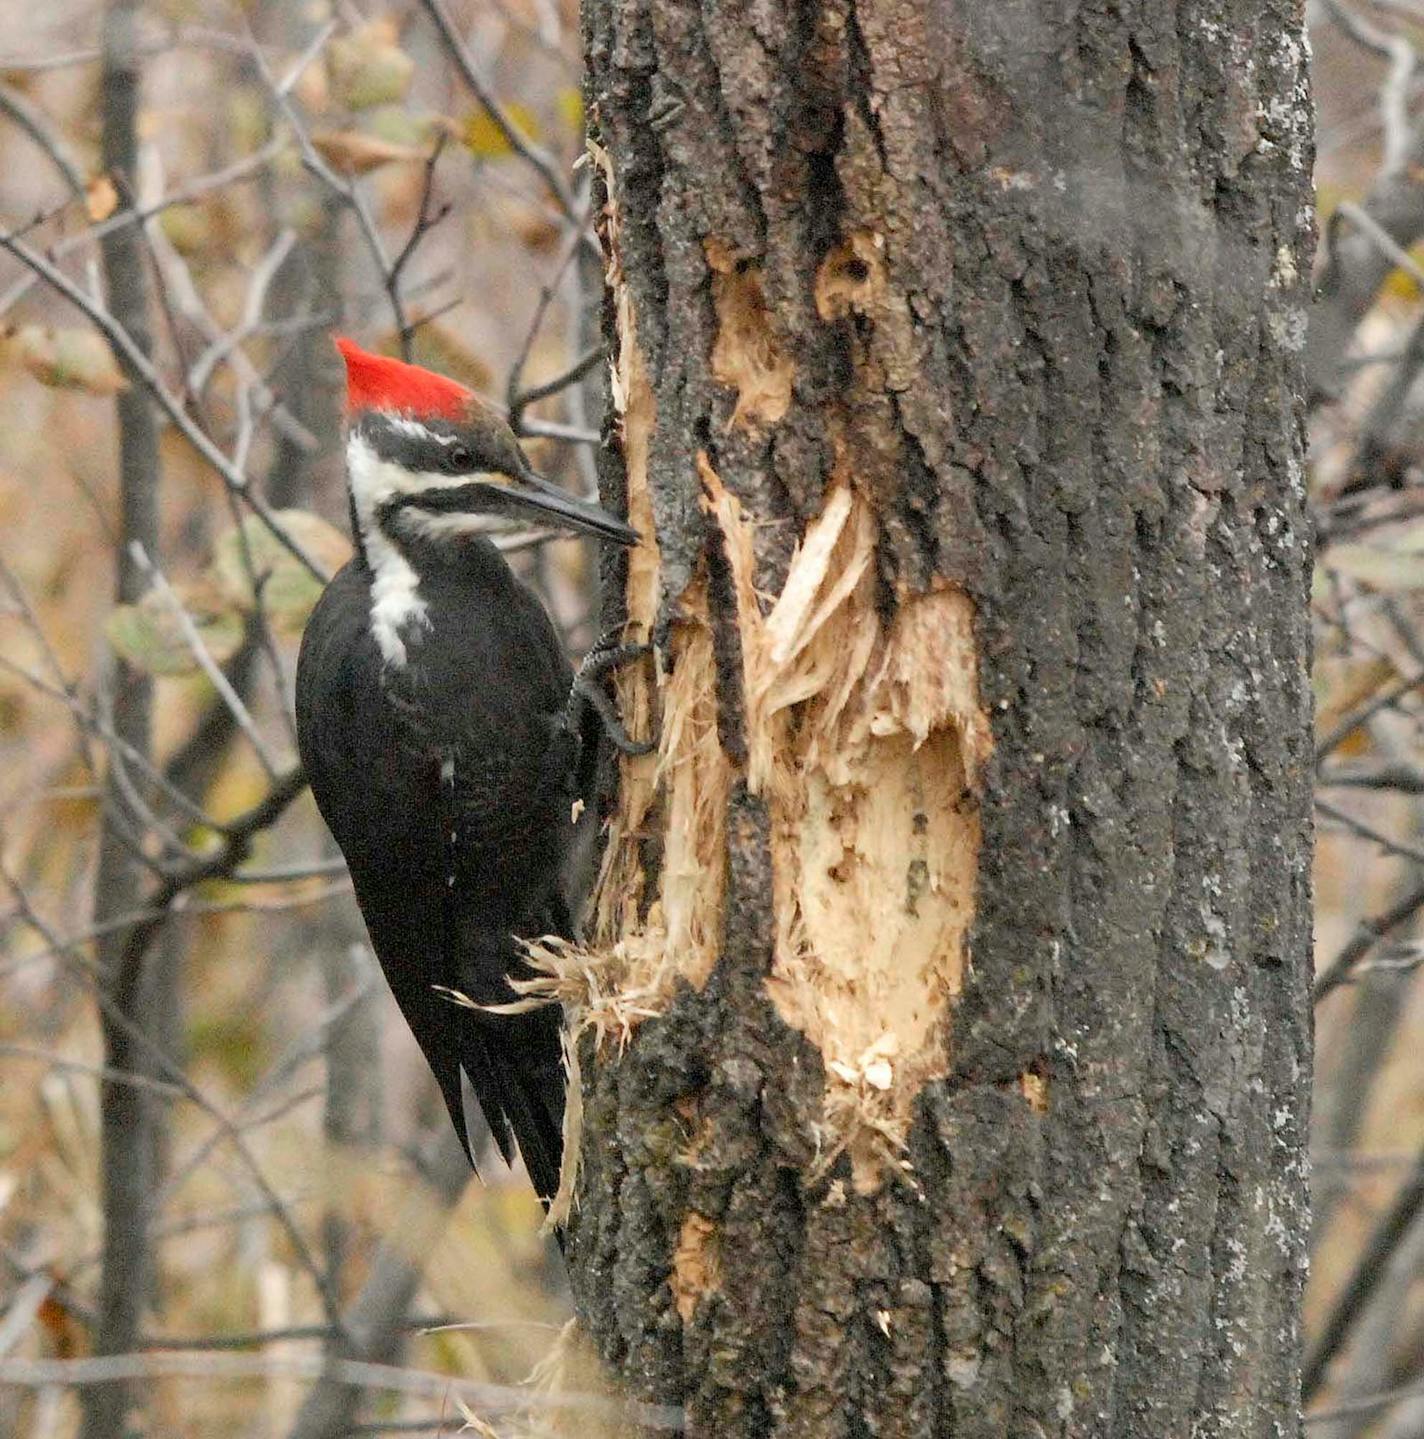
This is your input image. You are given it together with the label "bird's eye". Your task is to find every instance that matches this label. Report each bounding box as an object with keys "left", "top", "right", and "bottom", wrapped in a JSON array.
[{"left": 445, "top": 444, "right": 473, "bottom": 472}]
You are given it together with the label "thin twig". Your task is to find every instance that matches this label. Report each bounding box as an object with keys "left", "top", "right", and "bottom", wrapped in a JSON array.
[
  {"left": 389, "top": 132, "right": 454, "bottom": 360},
  {"left": 129, "top": 541, "right": 283, "bottom": 781},
  {"left": 0, "top": 230, "right": 328, "bottom": 580},
  {"left": 1316, "top": 797, "right": 1424, "bottom": 868},
  {"left": 510, "top": 345, "right": 602, "bottom": 417},
  {"left": 0, "top": 1043, "right": 188, "bottom": 1100},
  {"left": 505, "top": 218, "right": 591, "bottom": 425},
  {"left": 1314, "top": 875, "right": 1424, "bottom": 1001},
  {"left": 0, "top": 137, "right": 286, "bottom": 320},
  {"left": 1315, "top": 664, "right": 1424, "bottom": 763},
  {"left": 0, "top": 79, "right": 86, "bottom": 195},
  {"left": 139, "top": 1316, "right": 454, "bottom": 1352},
  {"left": 1337, "top": 200, "right": 1424, "bottom": 291},
  {"left": 1320, "top": 761, "right": 1424, "bottom": 793},
  {"left": 416, "top": 0, "right": 583, "bottom": 232},
  {"left": 0, "top": 1351, "right": 684, "bottom": 1428},
  {"left": 1302, "top": 1143, "right": 1424, "bottom": 1399},
  {"left": 6, "top": 854, "right": 355, "bottom": 1347}
]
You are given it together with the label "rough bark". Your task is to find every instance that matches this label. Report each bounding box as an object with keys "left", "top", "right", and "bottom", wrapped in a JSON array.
[{"left": 570, "top": 3, "right": 1315, "bottom": 1436}]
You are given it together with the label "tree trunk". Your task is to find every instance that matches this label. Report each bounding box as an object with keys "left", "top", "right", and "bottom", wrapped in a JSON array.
[
  {"left": 82, "top": 3, "right": 164, "bottom": 1435},
  {"left": 569, "top": 3, "right": 1315, "bottom": 1434}
]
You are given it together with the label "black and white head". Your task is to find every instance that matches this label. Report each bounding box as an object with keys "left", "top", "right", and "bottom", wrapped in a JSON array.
[{"left": 335, "top": 336, "right": 638, "bottom": 552}]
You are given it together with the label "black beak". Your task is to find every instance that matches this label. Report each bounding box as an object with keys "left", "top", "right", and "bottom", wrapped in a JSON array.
[
  {"left": 504, "top": 462, "right": 640, "bottom": 545},
  {"left": 400, "top": 465, "right": 640, "bottom": 546}
]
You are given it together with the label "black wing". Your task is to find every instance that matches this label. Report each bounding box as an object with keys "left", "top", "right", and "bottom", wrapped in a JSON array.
[{"left": 295, "top": 559, "right": 572, "bottom": 1203}]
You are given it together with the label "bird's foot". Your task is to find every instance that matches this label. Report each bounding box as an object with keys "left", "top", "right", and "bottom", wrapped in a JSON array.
[{"left": 570, "top": 636, "right": 656, "bottom": 757}]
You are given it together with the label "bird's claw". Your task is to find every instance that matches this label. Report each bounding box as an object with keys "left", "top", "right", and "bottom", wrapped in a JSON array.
[
  {"left": 580, "top": 639, "right": 651, "bottom": 681},
  {"left": 570, "top": 637, "right": 656, "bottom": 757}
]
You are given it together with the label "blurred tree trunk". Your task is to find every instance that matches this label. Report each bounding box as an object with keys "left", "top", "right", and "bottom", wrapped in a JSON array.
[
  {"left": 82, "top": 3, "right": 163, "bottom": 1436},
  {"left": 571, "top": 2, "right": 1316, "bottom": 1435}
]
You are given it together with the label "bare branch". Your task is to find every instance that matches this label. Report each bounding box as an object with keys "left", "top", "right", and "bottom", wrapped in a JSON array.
[
  {"left": 0, "top": 1349, "right": 683, "bottom": 1428},
  {"left": 1314, "top": 666, "right": 1424, "bottom": 763},
  {"left": 510, "top": 345, "right": 602, "bottom": 418},
  {"left": 1314, "top": 875, "right": 1424, "bottom": 1002},
  {"left": 0, "top": 137, "right": 286, "bottom": 320},
  {"left": 0, "top": 230, "right": 329, "bottom": 580},
  {"left": 388, "top": 133, "right": 454, "bottom": 360},
  {"left": 287, "top": 1127, "right": 470, "bottom": 1438},
  {"left": 417, "top": 0, "right": 584, "bottom": 233},
  {"left": 1302, "top": 1143, "right": 1424, "bottom": 1400},
  {"left": 0, "top": 79, "right": 86, "bottom": 196},
  {"left": 128, "top": 541, "right": 284, "bottom": 780}
]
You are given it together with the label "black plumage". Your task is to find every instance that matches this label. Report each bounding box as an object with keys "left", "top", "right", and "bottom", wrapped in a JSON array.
[
  {"left": 296, "top": 536, "right": 577, "bottom": 1202},
  {"left": 295, "top": 338, "right": 643, "bottom": 1208}
]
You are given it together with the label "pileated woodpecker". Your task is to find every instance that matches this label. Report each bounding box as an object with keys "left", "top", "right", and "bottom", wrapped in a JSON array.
[{"left": 295, "top": 337, "right": 641, "bottom": 1206}]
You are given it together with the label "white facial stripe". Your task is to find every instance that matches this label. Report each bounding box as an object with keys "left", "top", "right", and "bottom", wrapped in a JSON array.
[
  {"left": 346, "top": 434, "right": 431, "bottom": 668},
  {"left": 401, "top": 509, "right": 515, "bottom": 543},
  {"left": 345, "top": 433, "right": 473, "bottom": 530},
  {"left": 385, "top": 414, "right": 460, "bottom": 446},
  {"left": 347, "top": 433, "right": 518, "bottom": 668}
]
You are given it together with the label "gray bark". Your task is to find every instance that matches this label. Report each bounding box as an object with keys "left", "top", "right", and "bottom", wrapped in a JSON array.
[
  {"left": 81, "top": 2, "right": 165, "bottom": 1435},
  {"left": 572, "top": 2, "right": 1316, "bottom": 1436}
]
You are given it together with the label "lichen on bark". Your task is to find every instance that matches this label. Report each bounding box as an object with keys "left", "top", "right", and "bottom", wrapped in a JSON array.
[{"left": 569, "top": 2, "right": 1316, "bottom": 1434}]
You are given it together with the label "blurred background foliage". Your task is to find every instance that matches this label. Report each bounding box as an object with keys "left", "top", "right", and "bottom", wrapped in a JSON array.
[
  {"left": 0, "top": 1, "right": 607, "bottom": 1434},
  {"left": 1, "top": 1, "right": 1424, "bottom": 1435}
]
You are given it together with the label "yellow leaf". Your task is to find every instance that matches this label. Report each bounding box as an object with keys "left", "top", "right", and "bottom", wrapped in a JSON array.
[
  {"left": 312, "top": 129, "right": 425, "bottom": 174},
  {"left": 227, "top": 89, "right": 271, "bottom": 152},
  {"left": 463, "top": 102, "right": 541, "bottom": 159},
  {"left": 158, "top": 202, "right": 216, "bottom": 255},
  {"left": 1382, "top": 261, "right": 1424, "bottom": 304},
  {"left": 556, "top": 86, "right": 583, "bottom": 135}
]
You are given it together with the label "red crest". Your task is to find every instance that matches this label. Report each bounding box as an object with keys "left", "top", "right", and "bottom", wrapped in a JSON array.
[{"left": 334, "top": 336, "right": 473, "bottom": 421}]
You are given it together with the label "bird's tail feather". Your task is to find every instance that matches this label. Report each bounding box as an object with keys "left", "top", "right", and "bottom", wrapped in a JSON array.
[
  {"left": 350, "top": 878, "right": 568, "bottom": 1207},
  {"left": 455, "top": 1008, "right": 565, "bottom": 1206}
]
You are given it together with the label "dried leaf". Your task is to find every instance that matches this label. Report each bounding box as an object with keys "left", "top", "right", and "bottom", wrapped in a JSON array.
[
  {"left": 504, "top": 196, "right": 562, "bottom": 254},
  {"left": 10, "top": 325, "right": 128, "bottom": 396},
  {"left": 312, "top": 129, "right": 424, "bottom": 174},
  {"left": 159, "top": 202, "right": 217, "bottom": 256},
  {"left": 329, "top": 18, "right": 414, "bottom": 110},
  {"left": 292, "top": 53, "right": 330, "bottom": 114},
  {"left": 37, "top": 1287, "right": 82, "bottom": 1360},
  {"left": 106, "top": 580, "right": 245, "bottom": 677},
  {"left": 1314, "top": 655, "right": 1395, "bottom": 730},
  {"left": 85, "top": 175, "right": 118, "bottom": 223},
  {"left": 209, "top": 510, "right": 351, "bottom": 632}
]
